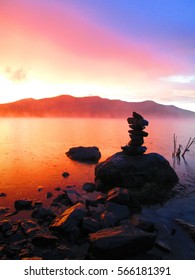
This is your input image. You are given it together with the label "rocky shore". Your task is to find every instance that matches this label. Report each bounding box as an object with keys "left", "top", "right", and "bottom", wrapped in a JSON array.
[{"left": 1, "top": 113, "right": 194, "bottom": 260}]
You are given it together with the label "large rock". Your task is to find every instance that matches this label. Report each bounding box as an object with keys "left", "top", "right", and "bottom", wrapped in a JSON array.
[
  {"left": 95, "top": 152, "right": 179, "bottom": 204},
  {"left": 89, "top": 225, "right": 155, "bottom": 259},
  {"left": 66, "top": 146, "right": 101, "bottom": 163},
  {"left": 49, "top": 202, "right": 86, "bottom": 232}
]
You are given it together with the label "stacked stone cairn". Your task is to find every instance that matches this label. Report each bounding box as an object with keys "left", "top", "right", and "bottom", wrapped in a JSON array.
[{"left": 121, "top": 111, "right": 149, "bottom": 155}]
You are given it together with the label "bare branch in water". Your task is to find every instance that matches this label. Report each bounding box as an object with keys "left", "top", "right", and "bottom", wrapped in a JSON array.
[{"left": 182, "top": 137, "right": 195, "bottom": 157}]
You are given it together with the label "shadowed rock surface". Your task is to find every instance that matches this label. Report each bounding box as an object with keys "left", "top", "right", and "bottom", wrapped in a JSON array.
[{"left": 95, "top": 152, "right": 179, "bottom": 203}]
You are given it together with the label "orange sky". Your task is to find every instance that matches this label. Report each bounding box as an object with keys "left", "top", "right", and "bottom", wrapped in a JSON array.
[{"left": 0, "top": 0, "right": 195, "bottom": 111}]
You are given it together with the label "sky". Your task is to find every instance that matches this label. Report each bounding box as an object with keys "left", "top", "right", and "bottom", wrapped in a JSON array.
[{"left": 0, "top": 0, "right": 195, "bottom": 111}]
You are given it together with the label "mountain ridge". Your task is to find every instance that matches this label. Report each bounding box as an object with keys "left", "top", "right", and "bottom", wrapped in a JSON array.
[{"left": 0, "top": 94, "right": 194, "bottom": 118}]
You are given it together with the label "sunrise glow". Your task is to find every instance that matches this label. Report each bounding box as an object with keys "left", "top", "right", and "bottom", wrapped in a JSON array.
[{"left": 0, "top": 0, "right": 195, "bottom": 111}]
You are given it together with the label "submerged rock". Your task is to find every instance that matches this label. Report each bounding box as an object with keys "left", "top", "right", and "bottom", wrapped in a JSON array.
[
  {"left": 66, "top": 146, "right": 101, "bottom": 163},
  {"left": 89, "top": 225, "right": 155, "bottom": 259},
  {"left": 95, "top": 152, "right": 178, "bottom": 203},
  {"left": 82, "top": 182, "right": 96, "bottom": 193}
]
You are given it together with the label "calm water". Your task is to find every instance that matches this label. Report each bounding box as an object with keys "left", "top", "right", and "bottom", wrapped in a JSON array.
[{"left": 0, "top": 117, "right": 195, "bottom": 258}]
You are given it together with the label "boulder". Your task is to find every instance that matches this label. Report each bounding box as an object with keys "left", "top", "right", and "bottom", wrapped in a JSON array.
[
  {"left": 89, "top": 225, "right": 155, "bottom": 259},
  {"left": 107, "top": 187, "right": 130, "bottom": 205},
  {"left": 66, "top": 146, "right": 101, "bottom": 163},
  {"left": 82, "top": 217, "right": 100, "bottom": 233},
  {"left": 49, "top": 202, "right": 86, "bottom": 232},
  {"left": 95, "top": 152, "right": 178, "bottom": 204}
]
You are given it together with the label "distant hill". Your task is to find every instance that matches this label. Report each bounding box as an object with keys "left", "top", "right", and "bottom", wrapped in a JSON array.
[{"left": 0, "top": 95, "right": 194, "bottom": 118}]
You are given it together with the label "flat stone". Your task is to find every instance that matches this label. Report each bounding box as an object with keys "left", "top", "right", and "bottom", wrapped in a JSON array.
[
  {"left": 0, "top": 220, "right": 12, "bottom": 232},
  {"left": 49, "top": 202, "right": 86, "bottom": 232},
  {"left": 32, "top": 207, "right": 56, "bottom": 221},
  {"left": 89, "top": 225, "right": 155, "bottom": 259}
]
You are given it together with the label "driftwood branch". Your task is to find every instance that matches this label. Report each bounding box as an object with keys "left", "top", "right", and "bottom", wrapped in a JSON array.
[{"left": 182, "top": 137, "right": 195, "bottom": 157}]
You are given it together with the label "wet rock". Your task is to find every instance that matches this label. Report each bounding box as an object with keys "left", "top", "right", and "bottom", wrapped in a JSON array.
[
  {"left": 95, "top": 152, "right": 178, "bottom": 203},
  {"left": 96, "top": 193, "right": 107, "bottom": 204},
  {"left": 0, "top": 220, "right": 12, "bottom": 232},
  {"left": 22, "top": 256, "right": 43, "bottom": 260},
  {"left": 46, "top": 192, "right": 53, "bottom": 198},
  {"left": 0, "top": 193, "right": 7, "bottom": 197},
  {"left": 32, "top": 234, "right": 58, "bottom": 248},
  {"left": 82, "top": 217, "right": 100, "bottom": 233},
  {"left": 175, "top": 219, "right": 195, "bottom": 241},
  {"left": 49, "top": 202, "right": 86, "bottom": 232},
  {"left": 89, "top": 225, "right": 155, "bottom": 259},
  {"left": 37, "top": 186, "right": 43, "bottom": 192},
  {"left": 55, "top": 187, "right": 62, "bottom": 191},
  {"left": 107, "top": 187, "right": 131, "bottom": 205},
  {"left": 53, "top": 193, "right": 70, "bottom": 205},
  {"left": 32, "top": 207, "right": 56, "bottom": 223},
  {"left": 82, "top": 183, "right": 96, "bottom": 193},
  {"left": 14, "top": 199, "right": 32, "bottom": 211},
  {"left": 65, "top": 189, "right": 82, "bottom": 205},
  {"left": 105, "top": 202, "right": 130, "bottom": 222},
  {"left": 0, "top": 207, "right": 10, "bottom": 214},
  {"left": 33, "top": 201, "right": 43, "bottom": 207},
  {"left": 100, "top": 211, "right": 118, "bottom": 228},
  {"left": 62, "top": 172, "right": 70, "bottom": 178},
  {"left": 66, "top": 146, "right": 101, "bottom": 163}
]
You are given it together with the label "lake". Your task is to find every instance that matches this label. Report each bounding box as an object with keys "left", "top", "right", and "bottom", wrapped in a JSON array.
[{"left": 0, "top": 117, "right": 195, "bottom": 259}]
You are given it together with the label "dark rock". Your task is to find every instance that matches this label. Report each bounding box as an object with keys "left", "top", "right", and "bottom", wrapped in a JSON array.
[
  {"left": 100, "top": 211, "right": 118, "bottom": 228},
  {"left": 0, "top": 220, "right": 12, "bottom": 232},
  {"left": 62, "top": 172, "right": 70, "bottom": 178},
  {"left": 66, "top": 146, "right": 101, "bottom": 163},
  {"left": 65, "top": 189, "right": 82, "bottom": 205},
  {"left": 33, "top": 201, "right": 43, "bottom": 207},
  {"left": 105, "top": 202, "right": 130, "bottom": 222},
  {"left": 49, "top": 202, "right": 86, "bottom": 232},
  {"left": 82, "top": 182, "right": 96, "bottom": 193},
  {"left": 14, "top": 199, "right": 32, "bottom": 210},
  {"left": 95, "top": 152, "right": 178, "bottom": 203},
  {"left": 37, "top": 186, "right": 43, "bottom": 192},
  {"left": 32, "top": 207, "right": 56, "bottom": 222},
  {"left": 0, "top": 193, "right": 7, "bottom": 197},
  {"left": 137, "top": 220, "right": 156, "bottom": 233},
  {"left": 32, "top": 234, "right": 58, "bottom": 248},
  {"left": 0, "top": 207, "right": 10, "bottom": 214},
  {"left": 89, "top": 225, "right": 155, "bottom": 259},
  {"left": 174, "top": 219, "right": 195, "bottom": 241},
  {"left": 46, "top": 192, "right": 53, "bottom": 198},
  {"left": 55, "top": 187, "right": 62, "bottom": 191},
  {"left": 53, "top": 193, "right": 70, "bottom": 205},
  {"left": 107, "top": 187, "right": 130, "bottom": 205},
  {"left": 155, "top": 240, "right": 172, "bottom": 253},
  {"left": 82, "top": 217, "right": 100, "bottom": 233},
  {"left": 96, "top": 193, "right": 107, "bottom": 204}
]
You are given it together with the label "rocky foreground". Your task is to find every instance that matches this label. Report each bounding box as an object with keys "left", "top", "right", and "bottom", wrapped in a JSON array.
[{"left": 0, "top": 181, "right": 188, "bottom": 260}]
